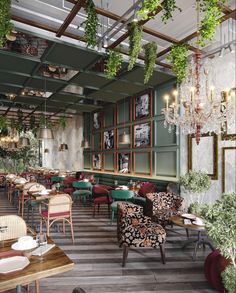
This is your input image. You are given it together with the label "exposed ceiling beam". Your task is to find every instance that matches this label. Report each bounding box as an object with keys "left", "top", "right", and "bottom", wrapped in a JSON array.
[
  {"left": 156, "top": 9, "right": 236, "bottom": 59},
  {"left": 56, "top": 0, "right": 86, "bottom": 37}
]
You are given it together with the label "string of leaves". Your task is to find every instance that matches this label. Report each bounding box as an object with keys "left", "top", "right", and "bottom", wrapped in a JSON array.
[
  {"left": 16, "top": 109, "right": 25, "bottom": 133},
  {"left": 0, "top": 0, "right": 13, "bottom": 47},
  {"left": 137, "top": 0, "right": 161, "bottom": 21},
  {"left": 167, "top": 44, "right": 189, "bottom": 84},
  {"left": 128, "top": 23, "right": 143, "bottom": 71},
  {"left": 0, "top": 115, "right": 7, "bottom": 130},
  {"left": 104, "top": 48, "right": 123, "bottom": 80},
  {"left": 161, "top": 0, "right": 182, "bottom": 23},
  {"left": 59, "top": 116, "right": 67, "bottom": 130},
  {"left": 198, "top": 0, "right": 226, "bottom": 47},
  {"left": 143, "top": 42, "right": 157, "bottom": 84},
  {"left": 84, "top": 0, "right": 98, "bottom": 48},
  {"left": 29, "top": 115, "right": 37, "bottom": 135},
  {"left": 39, "top": 115, "right": 52, "bottom": 129}
]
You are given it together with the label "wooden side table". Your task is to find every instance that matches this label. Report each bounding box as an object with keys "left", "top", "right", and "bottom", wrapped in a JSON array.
[{"left": 170, "top": 215, "right": 215, "bottom": 260}]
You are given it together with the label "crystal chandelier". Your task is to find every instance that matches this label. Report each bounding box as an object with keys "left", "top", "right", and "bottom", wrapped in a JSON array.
[
  {"left": 162, "top": 1, "right": 235, "bottom": 144},
  {"left": 162, "top": 52, "right": 235, "bottom": 144}
]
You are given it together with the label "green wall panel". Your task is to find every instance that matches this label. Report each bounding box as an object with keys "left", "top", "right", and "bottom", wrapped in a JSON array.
[
  {"left": 134, "top": 152, "right": 151, "bottom": 175},
  {"left": 93, "top": 132, "right": 101, "bottom": 151},
  {"left": 84, "top": 153, "right": 91, "bottom": 169},
  {"left": 104, "top": 106, "right": 115, "bottom": 128},
  {"left": 155, "top": 80, "right": 175, "bottom": 116},
  {"left": 104, "top": 153, "right": 115, "bottom": 171},
  {"left": 154, "top": 120, "right": 177, "bottom": 146},
  {"left": 117, "top": 99, "right": 130, "bottom": 124},
  {"left": 155, "top": 150, "right": 177, "bottom": 177}
]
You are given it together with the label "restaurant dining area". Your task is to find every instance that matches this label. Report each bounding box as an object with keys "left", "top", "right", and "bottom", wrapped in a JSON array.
[{"left": 0, "top": 0, "right": 236, "bottom": 293}]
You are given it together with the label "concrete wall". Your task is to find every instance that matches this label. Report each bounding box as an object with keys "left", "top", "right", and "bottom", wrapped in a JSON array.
[
  {"left": 180, "top": 53, "right": 236, "bottom": 205},
  {"left": 42, "top": 115, "right": 83, "bottom": 171}
]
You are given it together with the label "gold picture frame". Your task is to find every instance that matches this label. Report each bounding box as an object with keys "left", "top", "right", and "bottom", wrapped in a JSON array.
[
  {"left": 222, "top": 147, "right": 236, "bottom": 193},
  {"left": 188, "top": 133, "right": 218, "bottom": 180}
]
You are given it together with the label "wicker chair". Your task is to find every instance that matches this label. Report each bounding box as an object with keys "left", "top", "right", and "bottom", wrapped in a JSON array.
[
  {"left": 144, "top": 192, "right": 184, "bottom": 226},
  {"left": 117, "top": 202, "right": 166, "bottom": 267},
  {"left": 39, "top": 193, "right": 74, "bottom": 243}
]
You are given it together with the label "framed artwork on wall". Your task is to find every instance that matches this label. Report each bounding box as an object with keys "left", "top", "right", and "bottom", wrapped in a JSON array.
[
  {"left": 188, "top": 133, "right": 218, "bottom": 180},
  {"left": 133, "top": 151, "right": 152, "bottom": 175},
  {"left": 133, "top": 122, "right": 152, "bottom": 148},
  {"left": 117, "top": 152, "right": 131, "bottom": 174},
  {"left": 92, "top": 153, "right": 102, "bottom": 170},
  {"left": 134, "top": 91, "right": 152, "bottom": 120},
  {"left": 103, "top": 129, "right": 115, "bottom": 150},
  {"left": 222, "top": 147, "right": 236, "bottom": 193},
  {"left": 93, "top": 111, "right": 102, "bottom": 130}
]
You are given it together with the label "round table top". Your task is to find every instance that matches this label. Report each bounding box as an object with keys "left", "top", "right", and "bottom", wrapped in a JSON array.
[{"left": 170, "top": 215, "right": 205, "bottom": 231}]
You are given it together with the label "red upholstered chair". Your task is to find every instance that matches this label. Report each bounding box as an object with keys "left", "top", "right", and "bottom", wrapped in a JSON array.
[
  {"left": 92, "top": 185, "right": 113, "bottom": 217},
  {"left": 63, "top": 177, "right": 76, "bottom": 195},
  {"left": 138, "top": 182, "right": 157, "bottom": 197}
]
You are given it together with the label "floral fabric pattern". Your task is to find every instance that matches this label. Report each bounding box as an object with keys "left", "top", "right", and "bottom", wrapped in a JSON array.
[
  {"left": 117, "top": 202, "right": 166, "bottom": 248},
  {"left": 145, "top": 192, "right": 184, "bottom": 226}
]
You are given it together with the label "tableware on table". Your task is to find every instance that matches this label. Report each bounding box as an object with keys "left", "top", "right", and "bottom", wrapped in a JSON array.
[
  {"left": 0, "top": 256, "right": 30, "bottom": 274},
  {"left": 35, "top": 233, "right": 47, "bottom": 259},
  {"left": 193, "top": 217, "right": 205, "bottom": 226},
  {"left": 117, "top": 185, "right": 129, "bottom": 190},
  {"left": 11, "top": 236, "right": 37, "bottom": 251},
  {"left": 181, "top": 213, "right": 196, "bottom": 220},
  {"left": 83, "top": 179, "right": 89, "bottom": 182}
]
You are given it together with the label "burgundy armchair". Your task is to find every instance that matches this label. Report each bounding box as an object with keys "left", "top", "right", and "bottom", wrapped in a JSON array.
[
  {"left": 92, "top": 184, "right": 113, "bottom": 217},
  {"left": 138, "top": 182, "right": 157, "bottom": 197}
]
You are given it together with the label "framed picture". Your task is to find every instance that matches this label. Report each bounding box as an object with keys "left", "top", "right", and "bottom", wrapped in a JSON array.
[
  {"left": 133, "top": 151, "right": 152, "bottom": 176},
  {"left": 92, "top": 153, "right": 102, "bottom": 170},
  {"left": 134, "top": 91, "right": 152, "bottom": 120},
  {"left": 103, "top": 129, "right": 115, "bottom": 150},
  {"left": 188, "top": 133, "right": 218, "bottom": 180},
  {"left": 93, "top": 111, "right": 102, "bottom": 130},
  {"left": 222, "top": 147, "right": 236, "bottom": 193},
  {"left": 133, "top": 122, "right": 152, "bottom": 148},
  {"left": 117, "top": 152, "right": 131, "bottom": 174}
]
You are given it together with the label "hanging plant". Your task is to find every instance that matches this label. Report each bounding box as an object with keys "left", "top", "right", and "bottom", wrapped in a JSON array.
[
  {"left": 29, "top": 115, "right": 37, "bottom": 135},
  {"left": 161, "top": 0, "right": 182, "bottom": 23},
  {"left": 167, "top": 44, "right": 189, "bottom": 84},
  {"left": 84, "top": 0, "right": 98, "bottom": 48},
  {"left": 16, "top": 109, "right": 25, "bottom": 133},
  {"left": 59, "top": 116, "right": 67, "bottom": 130},
  {"left": 104, "top": 48, "right": 123, "bottom": 80},
  {"left": 137, "top": 0, "right": 161, "bottom": 21},
  {"left": 198, "top": 0, "right": 226, "bottom": 47},
  {"left": 128, "top": 23, "right": 143, "bottom": 71},
  {"left": 0, "top": 0, "right": 13, "bottom": 47},
  {"left": 39, "top": 115, "right": 52, "bottom": 129},
  {"left": 143, "top": 42, "right": 157, "bottom": 84},
  {"left": 0, "top": 115, "right": 7, "bottom": 130}
]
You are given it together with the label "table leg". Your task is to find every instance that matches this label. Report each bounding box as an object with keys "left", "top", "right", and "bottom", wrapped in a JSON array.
[{"left": 16, "top": 285, "right": 22, "bottom": 293}]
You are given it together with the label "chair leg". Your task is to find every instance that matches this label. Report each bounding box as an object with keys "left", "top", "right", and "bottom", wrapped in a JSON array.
[
  {"left": 70, "top": 219, "right": 74, "bottom": 243},
  {"left": 111, "top": 210, "right": 114, "bottom": 225},
  {"left": 62, "top": 220, "right": 65, "bottom": 234},
  {"left": 93, "top": 203, "right": 96, "bottom": 217},
  {"left": 122, "top": 245, "right": 129, "bottom": 267},
  {"left": 35, "top": 280, "right": 40, "bottom": 293},
  {"left": 159, "top": 243, "right": 166, "bottom": 264},
  {"left": 39, "top": 219, "right": 43, "bottom": 234}
]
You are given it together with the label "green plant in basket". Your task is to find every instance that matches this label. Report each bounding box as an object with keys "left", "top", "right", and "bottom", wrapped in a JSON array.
[
  {"left": 104, "top": 48, "right": 123, "bottom": 80},
  {"left": 84, "top": 0, "right": 98, "bottom": 48}
]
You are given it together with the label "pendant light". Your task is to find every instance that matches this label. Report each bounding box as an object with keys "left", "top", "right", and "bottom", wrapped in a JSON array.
[
  {"left": 59, "top": 143, "right": 68, "bottom": 151},
  {"left": 119, "top": 98, "right": 131, "bottom": 144},
  {"left": 18, "top": 137, "right": 30, "bottom": 147},
  {"left": 44, "top": 148, "right": 49, "bottom": 153},
  {"left": 37, "top": 70, "right": 54, "bottom": 140}
]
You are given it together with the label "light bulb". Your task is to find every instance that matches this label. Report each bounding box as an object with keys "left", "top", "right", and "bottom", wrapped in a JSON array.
[{"left": 103, "top": 36, "right": 109, "bottom": 48}]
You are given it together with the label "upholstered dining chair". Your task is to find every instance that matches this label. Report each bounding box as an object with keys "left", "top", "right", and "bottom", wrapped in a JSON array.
[
  {"left": 117, "top": 202, "right": 166, "bottom": 267},
  {"left": 92, "top": 184, "right": 113, "bottom": 217},
  {"left": 0, "top": 215, "right": 39, "bottom": 293},
  {"left": 18, "top": 182, "right": 39, "bottom": 217},
  {"left": 72, "top": 181, "right": 92, "bottom": 206},
  {"left": 144, "top": 192, "right": 184, "bottom": 226},
  {"left": 39, "top": 193, "right": 74, "bottom": 243},
  {"left": 72, "top": 288, "right": 86, "bottom": 293},
  {"left": 110, "top": 190, "right": 134, "bottom": 224}
]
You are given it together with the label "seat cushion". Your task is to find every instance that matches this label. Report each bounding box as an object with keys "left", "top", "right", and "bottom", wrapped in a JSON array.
[
  {"left": 94, "top": 196, "right": 112, "bottom": 204},
  {"left": 41, "top": 210, "right": 70, "bottom": 218},
  {"left": 73, "top": 190, "right": 91, "bottom": 196},
  {"left": 63, "top": 188, "right": 74, "bottom": 193}
]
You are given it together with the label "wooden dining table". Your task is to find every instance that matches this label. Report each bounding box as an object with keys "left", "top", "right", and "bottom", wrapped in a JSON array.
[{"left": 0, "top": 237, "right": 74, "bottom": 292}]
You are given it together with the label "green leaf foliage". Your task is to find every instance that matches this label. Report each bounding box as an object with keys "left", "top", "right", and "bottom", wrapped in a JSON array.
[
  {"left": 84, "top": 0, "right": 98, "bottom": 48},
  {"left": 104, "top": 48, "right": 123, "bottom": 80},
  {"left": 0, "top": 0, "right": 13, "bottom": 47},
  {"left": 198, "top": 0, "right": 226, "bottom": 47},
  {"left": 16, "top": 109, "right": 25, "bottom": 133},
  {"left": 167, "top": 44, "right": 189, "bottom": 84},
  {"left": 204, "top": 193, "right": 236, "bottom": 264},
  {"left": 221, "top": 265, "right": 236, "bottom": 293},
  {"left": 128, "top": 23, "right": 143, "bottom": 71},
  {"left": 137, "top": 0, "right": 161, "bottom": 21},
  {"left": 143, "top": 42, "right": 157, "bottom": 84},
  {"left": 0, "top": 115, "right": 7, "bottom": 130},
  {"left": 180, "top": 170, "right": 211, "bottom": 193},
  {"left": 39, "top": 115, "right": 52, "bottom": 129},
  {"left": 161, "top": 0, "right": 182, "bottom": 23},
  {"left": 59, "top": 116, "right": 67, "bottom": 130}
]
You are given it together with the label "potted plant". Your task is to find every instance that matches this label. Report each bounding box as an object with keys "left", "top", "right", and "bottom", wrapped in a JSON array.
[
  {"left": 203, "top": 193, "right": 236, "bottom": 293},
  {"left": 180, "top": 170, "right": 211, "bottom": 209}
]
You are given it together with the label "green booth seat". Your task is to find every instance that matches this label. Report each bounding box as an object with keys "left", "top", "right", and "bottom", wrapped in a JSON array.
[
  {"left": 72, "top": 181, "right": 92, "bottom": 206},
  {"left": 110, "top": 189, "right": 134, "bottom": 224},
  {"left": 51, "top": 176, "right": 66, "bottom": 190}
]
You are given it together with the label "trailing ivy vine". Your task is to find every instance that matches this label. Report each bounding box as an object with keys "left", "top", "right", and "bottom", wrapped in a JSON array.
[
  {"left": 143, "top": 42, "right": 157, "bottom": 84},
  {"left": 104, "top": 48, "right": 123, "bottom": 80},
  {"left": 16, "top": 109, "right": 25, "bottom": 133},
  {"left": 128, "top": 23, "right": 143, "bottom": 71},
  {"left": 39, "top": 115, "right": 52, "bottom": 129},
  {"left": 59, "top": 115, "right": 67, "bottom": 130},
  {"left": 137, "top": 0, "right": 161, "bottom": 21},
  {"left": 167, "top": 44, "right": 189, "bottom": 84},
  {"left": 0, "top": 0, "right": 13, "bottom": 47},
  {"left": 29, "top": 115, "right": 37, "bottom": 135},
  {"left": 84, "top": 0, "right": 98, "bottom": 48},
  {"left": 161, "top": 0, "right": 182, "bottom": 23},
  {"left": 0, "top": 115, "right": 7, "bottom": 130},
  {"left": 198, "top": 0, "right": 226, "bottom": 47}
]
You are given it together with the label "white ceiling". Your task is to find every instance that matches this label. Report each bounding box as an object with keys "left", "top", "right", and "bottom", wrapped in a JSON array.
[{"left": 11, "top": 0, "right": 236, "bottom": 64}]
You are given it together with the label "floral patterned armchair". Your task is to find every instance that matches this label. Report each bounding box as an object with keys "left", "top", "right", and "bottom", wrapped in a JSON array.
[
  {"left": 117, "top": 202, "right": 166, "bottom": 267},
  {"left": 144, "top": 192, "right": 184, "bottom": 227}
]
